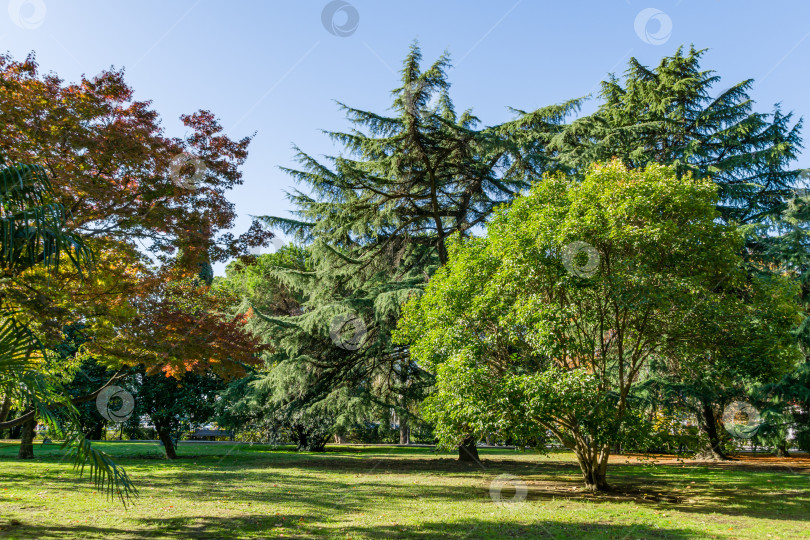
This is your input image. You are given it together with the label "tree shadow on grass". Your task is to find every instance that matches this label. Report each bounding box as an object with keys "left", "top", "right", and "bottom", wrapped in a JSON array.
[
  {"left": 0, "top": 514, "right": 316, "bottom": 539},
  {"left": 0, "top": 515, "right": 704, "bottom": 539},
  {"left": 346, "top": 518, "right": 703, "bottom": 539},
  {"left": 2, "top": 452, "right": 808, "bottom": 531}
]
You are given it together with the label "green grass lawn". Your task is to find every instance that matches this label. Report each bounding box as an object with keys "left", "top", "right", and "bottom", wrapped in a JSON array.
[{"left": 0, "top": 440, "right": 808, "bottom": 539}]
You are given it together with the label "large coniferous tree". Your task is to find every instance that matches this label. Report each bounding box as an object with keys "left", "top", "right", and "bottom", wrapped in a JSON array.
[
  {"left": 249, "top": 45, "right": 568, "bottom": 457},
  {"left": 540, "top": 46, "right": 803, "bottom": 225},
  {"left": 754, "top": 174, "right": 810, "bottom": 455},
  {"left": 234, "top": 45, "right": 804, "bottom": 460}
]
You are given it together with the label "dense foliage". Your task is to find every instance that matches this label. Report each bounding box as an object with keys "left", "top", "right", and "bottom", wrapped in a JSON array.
[
  {"left": 3, "top": 41, "right": 809, "bottom": 508},
  {"left": 395, "top": 162, "right": 801, "bottom": 490}
]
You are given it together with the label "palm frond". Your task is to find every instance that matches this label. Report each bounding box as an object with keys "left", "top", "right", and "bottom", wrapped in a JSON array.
[
  {"left": 0, "top": 155, "right": 93, "bottom": 275},
  {"left": 62, "top": 432, "right": 139, "bottom": 507},
  {"left": 0, "top": 316, "right": 45, "bottom": 389}
]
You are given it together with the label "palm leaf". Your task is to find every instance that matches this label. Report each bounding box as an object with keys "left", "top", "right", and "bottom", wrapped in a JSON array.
[
  {"left": 0, "top": 316, "right": 45, "bottom": 391},
  {"left": 0, "top": 153, "right": 132, "bottom": 505},
  {"left": 0, "top": 155, "right": 93, "bottom": 275},
  {"left": 62, "top": 432, "right": 139, "bottom": 507}
]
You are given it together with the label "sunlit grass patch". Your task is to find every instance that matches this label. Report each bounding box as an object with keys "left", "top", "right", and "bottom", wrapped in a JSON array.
[{"left": 1, "top": 442, "right": 808, "bottom": 539}]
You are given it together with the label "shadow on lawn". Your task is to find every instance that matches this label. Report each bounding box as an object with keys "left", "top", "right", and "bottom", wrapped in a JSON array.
[
  {"left": 1, "top": 451, "right": 808, "bottom": 534},
  {"left": 1, "top": 515, "right": 703, "bottom": 539},
  {"left": 1, "top": 514, "right": 314, "bottom": 539},
  {"left": 345, "top": 518, "right": 703, "bottom": 539}
]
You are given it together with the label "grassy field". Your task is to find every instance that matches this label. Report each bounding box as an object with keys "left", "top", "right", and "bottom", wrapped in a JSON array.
[{"left": 0, "top": 441, "right": 808, "bottom": 539}]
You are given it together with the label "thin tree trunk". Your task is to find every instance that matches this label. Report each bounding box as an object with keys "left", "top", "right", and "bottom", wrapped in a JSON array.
[
  {"left": 0, "top": 396, "right": 11, "bottom": 439},
  {"left": 0, "top": 396, "right": 11, "bottom": 423},
  {"left": 398, "top": 358, "right": 411, "bottom": 445},
  {"left": 157, "top": 427, "right": 177, "bottom": 459},
  {"left": 697, "top": 403, "right": 729, "bottom": 460},
  {"left": 18, "top": 418, "right": 36, "bottom": 459},
  {"left": 458, "top": 435, "right": 480, "bottom": 463},
  {"left": 334, "top": 432, "right": 346, "bottom": 444},
  {"left": 89, "top": 421, "right": 105, "bottom": 441},
  {"left": 399, "top": 417, "right": 410, "bottom": 445}
]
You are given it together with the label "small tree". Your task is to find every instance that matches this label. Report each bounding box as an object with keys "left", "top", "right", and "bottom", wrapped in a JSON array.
[
  {"left": 396, "top": 161, "right": 798, "bottom": 491},
  {"left": 127, "top": 368, "right": 224, "bottom": 459}
]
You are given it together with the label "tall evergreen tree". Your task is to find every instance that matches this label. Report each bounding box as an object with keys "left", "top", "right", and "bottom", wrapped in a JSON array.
[
  {"left": 512, "top": 46, "right": 803, "bottom": 226},
  {"left": 753, "top": 177, "right": 810, "bottom": 455},
  {"left": 247, "top": 44, "right": 569, "bottom": 457}
]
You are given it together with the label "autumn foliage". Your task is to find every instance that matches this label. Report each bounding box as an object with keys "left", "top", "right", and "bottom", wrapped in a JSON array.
[{"left": 0, "top": 53, "right": 270, "bottom": 377}]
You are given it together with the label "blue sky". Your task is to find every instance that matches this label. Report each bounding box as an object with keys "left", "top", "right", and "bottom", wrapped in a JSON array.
[{"left": 4, "top": 0, "right": 809, "bottom": 273}]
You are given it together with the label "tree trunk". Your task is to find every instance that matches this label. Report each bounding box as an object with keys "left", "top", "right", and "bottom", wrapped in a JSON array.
[
  {"left": 0, "top": 396, "right": 11, "bottom": 439},
  {"left": 697, "top": 403, "right": 729, "bottom": 460},
  {"left": 576, "top": 446, "right": 610, "bottom": 491},
  {"left": 458, "top": 435, "right": 480, "bottom": 463},
  {"left": 399, "top": 417, "right": 410, "bottom": 445},
  {"left": 398, "top": 358, "right": 411, "bottom": 446},
  {"left": 89, "top": 421, "right": 105, "bottom": 441},
  {"left": 18, "top": 418, "right": 36, "bottom": 460},
  {"left": 333, "top": 432, "right": 346, "bottom": 444},
  {"left": 583, "top": 466, "right": 609, "bottom": 492},
  {"left": 0, "top": 396, "right": 11, "bottom": 423},
  {"left": 157, "top": 427, "right": 178, "bottom": 459},
  {"left": 774, "top": 441, "right": 790, "bottom": 457}
]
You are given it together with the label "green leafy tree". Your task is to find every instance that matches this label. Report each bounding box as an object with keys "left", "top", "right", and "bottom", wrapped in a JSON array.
[
  {"left": 396, "top": 161, "right": 798, "bottom": 490},
  {"left": 125, "top": 368, "right": 225, "bottom": 459},
  {"left": 503, "top": 46, "right": 805, "bottom": 458}
]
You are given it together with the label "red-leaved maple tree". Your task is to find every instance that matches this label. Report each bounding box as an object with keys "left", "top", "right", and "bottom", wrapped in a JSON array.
[{"left": 0, "top": 52, "right": 270, "bottom": 377}]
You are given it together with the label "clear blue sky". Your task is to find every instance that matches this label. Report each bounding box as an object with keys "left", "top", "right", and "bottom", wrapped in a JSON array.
[{"left": 4, "top": 0, "right": 809, "bottom": 273}]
